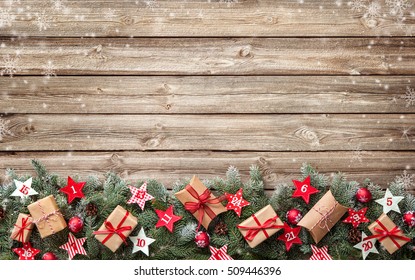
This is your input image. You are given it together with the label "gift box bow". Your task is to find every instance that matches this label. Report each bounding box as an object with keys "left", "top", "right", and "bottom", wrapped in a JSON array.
[
  {"left": 12, "top": 216, "right": 33, "bottom": 243},
  {"left": 33, "top": 201, "right": 63, "bottom": 234},
  {"left": 364, "top": 219, "right": 410, "bottom": 249},
  {"left": 93, "top": 210, "right": 132, "bottom": 245},
  {"left": 237, "top": 215, "right": 284, "bottom": 241},
  {"left": 310, "top": 203, "right": 337, "bottom": 232}
]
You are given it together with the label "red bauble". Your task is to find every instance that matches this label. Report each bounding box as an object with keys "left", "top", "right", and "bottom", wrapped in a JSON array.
[
  {"left": 194, "top": 231, "right": 210, "bottom": 248},
  {"left": 286, "top": 209, "right": 302, "bottom": 225},
  {"left": 42, "top": 252, "right": 58, "bottom": 260},
  {"left": 403, "top": 211, "right": 415, "bottom": 227},
  {"left": 356, "top": 187, "right": 372, "bottom": 203},
  {"left": 68, "top": 216, "right": 84, "bottom": 233}
]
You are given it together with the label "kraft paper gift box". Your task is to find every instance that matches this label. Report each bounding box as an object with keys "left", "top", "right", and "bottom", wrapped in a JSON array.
[{"left": 11, "top": 213, "right": 34, "bottom": 243}]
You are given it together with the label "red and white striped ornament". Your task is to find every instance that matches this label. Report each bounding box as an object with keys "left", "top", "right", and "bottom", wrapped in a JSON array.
[
  {"left": 59, "top": 233, "right": 87, "bottom": 260},
  {"left": 208, "top": 245, "right": 233, "bottom": 260},
  {"left": 309, "top": 245, "right": 332, "bottom": 260}
]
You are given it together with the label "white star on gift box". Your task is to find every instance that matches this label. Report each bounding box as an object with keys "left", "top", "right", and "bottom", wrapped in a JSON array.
[
  {"left": 11, "top": 178, "right": 38, "bottom": 199},
  {"left": 375, "top": 188, "right": 404, "bottom": 214},
  {"left": 353, "top": 232, "right": 379, "bottom": 260},
  {"left": 129, "top": 227, "right": 155, "bottom": 256}
]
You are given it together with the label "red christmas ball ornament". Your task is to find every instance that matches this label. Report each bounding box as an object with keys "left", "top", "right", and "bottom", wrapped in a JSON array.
[
  {"left": 194, "top": 231, "right": 210, "bottom": 248},
  {"left": 403, "top": 211, "right": 415, "bottom": 227},
  {"left": 356, "top": 187, "right": 372, "bottom": 203},
  {"left": 42, "top": 252, "right": 58, "bottom": 260},
  {"left": 68, "top": 216, "right": 84, "bottom": 233},
  {"left": 286, "top": 209, "right": 302, "bottom": 225}
]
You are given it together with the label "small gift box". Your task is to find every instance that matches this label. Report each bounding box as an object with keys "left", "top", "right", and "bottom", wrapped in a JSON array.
[
  {"left": 94, "top": 205, "right": 138, "bottom": 252},
  {"left": 237, "top": 205, "right": 284, "bottom": 248},
  {"left": 175, "top": 175, "right": 226, "bottom": 230},
  {"left": 366, "top": 213, "right": 410, "bottom": 254},
  {"left": 10, "top": 213, "right": 34, "bottom": 243},
  {"left": 27, "top": 195, "right": 67, "bottom": 239},
  {"left": 298, "top": 190, "right": 348, "bottom": 243}
]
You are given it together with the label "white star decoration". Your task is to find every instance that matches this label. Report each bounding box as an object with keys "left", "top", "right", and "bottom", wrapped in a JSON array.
[
  {"left": 11, "top": 178, "right": 38, "bottom": 198},
  {"left": 375, "top": 188, "right": 404, "bottom": 214},
  {"left": 129, "top": 227, "right": 155, "bottom": 256},
  {"left": 353, "top": 232, "right": 379, "bottom": 260}
]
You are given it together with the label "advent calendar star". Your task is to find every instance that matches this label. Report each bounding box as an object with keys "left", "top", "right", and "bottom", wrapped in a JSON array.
[
  {"left": 277, "top": 223, "right": 302, "bottom": 252},
  {"left": 208, "top": 245, "right": 233, "bottom": 260},
  {"left": 59, "top": 233, "right": 87, "bottom": 260},
  {"left": 127, "top": 182, "right": 154, "bottom": 210},
  {"left": 13, "top": 242, "right": 40, "bottom": 260},
  {"left": 59, "top": 176, "right": 86, "bottom": 204},
  {"left": 353, "top": 232, "right": 379, "bottom": 260},
  {"left": 309, "top": 245, "right": 332, "bottom": 260},
  {"left": 343, "top": 207, "right": 370, "bottom": 228},
  {"left": 11, "top": 178, "right": 38, "bottom": 199},
  {"left": 129, "top": 227, "right": 155, "bottom": 256},
  {"left": 225, "top": 188, "right": 250, "bottom": 217},
  {"left": 292, "top": 176, "right": 319, "bottom": 204},
  {"left": 375, "top": 188, "right": 404, "bottom": 214},
  {"left": 155, "top": 205, "right": 182, "bottom": 233}
]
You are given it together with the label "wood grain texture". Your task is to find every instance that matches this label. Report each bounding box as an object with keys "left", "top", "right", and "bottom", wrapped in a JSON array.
[
  {"left": 1, "top": 38, "right": 415, "bottom": 75},
  {"left": 1, "top": 114, "right": 414, "bottom": 151},
  {"left": 0, "top": 151, "right": 413, "bottom": 189},
  {"left": 1, "top": 0, "right": 414, "bottom": 37},
  {"left": 1, "top": 76, "right": 414, "bottom": 114}
]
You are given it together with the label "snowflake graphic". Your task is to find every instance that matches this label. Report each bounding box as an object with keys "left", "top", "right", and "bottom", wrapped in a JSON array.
[
  {"left": 350, "top": 145, "right": 364, "bottom": 163},
  {"left": 349, "top": 0, "right": 366, "bottom": 11},
  {"left": 401, "top": 87, "right": 415, "bottom": 107},
  {"left": 397, "top": 170, "right": 415, "bottom": 190},
  {"left": 41, "top": 61, "right": 57, "bottom": 77},
  {"left": 364, "top": 1, "right": 382, "bottom": 19},
  {"left": 219, "top": 0, "right": 239, "bottom": 7},
  {"left": 386, "top": 0, "right": 412, "bottom": 17},
  {"left": 0, "top": 9, "right": 15, "bottom": 28},
  {"left": 400, "top": 127, "right": 413, "bottom": 142},
  {"left": 51, "top": 0, "right": 68, "bottom": 11},
  {"left": 144, "top": 0, "right": 159, "bottom": 10},
  {"left": 0, "top": 117, "right": 13, "bottom": 141},
  {"left": 1, "top": 54, "right": 21, "bottom": 77},
  {"left": 104, "top": 8, "right": 116, "bottom": 19},
  {"left": 34, "top": 11, "right": 52, "bottom": 31}
]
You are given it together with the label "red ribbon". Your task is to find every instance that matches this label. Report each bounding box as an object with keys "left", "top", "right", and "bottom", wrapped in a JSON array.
[
  {"left": 93, "top": 210, "right": 132, "bottom": 245},
  {"left": 12, "top": 216, "right": 32, "bottom": 243},
  {"left": 364, "top": 219, "right": 410, "bottom": 249},
  {"left": 184, "top": 184, "right": 223, "bottom": 230},
  {"left": 237, "top": 215, "right": 283, "bottom": 241}
]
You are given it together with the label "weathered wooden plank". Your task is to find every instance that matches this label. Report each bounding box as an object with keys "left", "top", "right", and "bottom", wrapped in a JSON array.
[
  {"left": 0, "top": 114, "right": 414, "bottom": 151},
  {"left": 1, "top": 38, "right": 414, "bottom": 75},
  {"left": 0, "top": 151, "right": 413, "bottom": 190},
  {"left": 1, "top": 76, "right": 414, "bottom": 114},
  {"left": 0, "top": 0, "right": 414, "bottom": 37}
]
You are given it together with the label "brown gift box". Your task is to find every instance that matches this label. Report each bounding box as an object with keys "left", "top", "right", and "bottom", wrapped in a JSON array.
[
  {"left": 27, "top": 195, "right": 67, "bottom": 239},
  {"left": 94, "top": 205, "right": 138, "bottom": 252},
  {"left": 11, "top": 213, "right": 34, "bottom": 243},
  {"left": 175, "top": 175, "right": 227, "bottom": 230},
  {"left": 368, "top": 213, "right": 410, "bottom": 254},
  {"left": 298, "top": 190, "right": 348, "bottom": 244},
  {"left": 237, "top": 205, "right": 284, "bottom": 248}
]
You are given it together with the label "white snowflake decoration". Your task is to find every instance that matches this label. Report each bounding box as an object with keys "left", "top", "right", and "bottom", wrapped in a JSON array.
[
  {"left": 34, "top": 11, "right": 52, "bottom": 31},
  {"left": 349, "top": 0, "right": 367, "bottom": 11},
  {"left": 386, "top": 0, "right": 412, "bottom": 17},
  {"left": 41, "top": 61, "right": 57, "bottom": 77},
  {"left": 0, "top": 9, "right": 15, "bottom": 28},
  {"left": 351, "top": 145, "right": 364, "bottom": 163},
  {"left": 219, "top": 0, "right": 239, "bottom": 7},
  {"left": 51, "top": 0, "right": 68, "bottom": 12},
  {"left": 397, "top": 170, "right": 415, "bottom": 190},
  {"left": 1, "top": 54, "right": 21, "bottom": 77},
  {"left": 401, "top": 87, "right": 415, "bottom": 107},
  {"left": 144, "top": 0, "right": 159, "bottom": 10},
  {"left": 0, "top": 117, "right": 13, "bottom": 141},
  {"left": 364, "top": 1, "right": 382, "bottom": 19}
]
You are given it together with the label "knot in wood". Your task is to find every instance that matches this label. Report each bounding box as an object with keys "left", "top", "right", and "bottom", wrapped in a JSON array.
[{"left": 239, "top": 46, "right": 252, "bottom": 58}]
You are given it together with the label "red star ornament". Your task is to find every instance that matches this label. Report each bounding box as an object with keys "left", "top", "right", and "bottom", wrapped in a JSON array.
[
  {"left": 343, "top": 207, "right": 370, "bottom": 228},
  {"left": 309, "top": 245, "right": 332, "bottom": 260},
  {"left": 13, "top": 242, "right": 40, "bottom": 260},
  {"left": 277, "top": 223, "right": 302, "bottom": 252},
  {"left": 127, "top": 182, "right": 154, "bottom": 210},
  {"left": 155, "top": 205, "right": 182, "bottom": 233},
  {"left": 59, "top": 233, "right": 87, "bottom": 260},
  {"left": 59, "top": 176, "right": 86, "bottom": 204},
  {"left": 225, "top": 188, "right": 250, "bottom": 217},
  {"left": 292, "top": 175, "right": 319, "bottom": 204},
  {"left": 208, "top": 245, "right": 233, "bottom": 260}
]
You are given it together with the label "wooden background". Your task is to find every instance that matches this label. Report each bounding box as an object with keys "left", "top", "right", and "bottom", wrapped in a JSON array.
[{"left": 0, "top": 0, "right": 414, "bottom": 191}]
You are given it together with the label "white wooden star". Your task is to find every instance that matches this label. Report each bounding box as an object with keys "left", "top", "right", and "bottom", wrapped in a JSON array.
[
  {"left": 375, "top": 188, "right": 404, "bottom": 214},
  {"left": 11, "top": 178, "right": 38, "bottom": 199},
  {"left": 353, "top": 232, "right": 379, "bottom": 260},
  {"left": 129, "top": 227, "right": 155, "bottom": 256}
]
